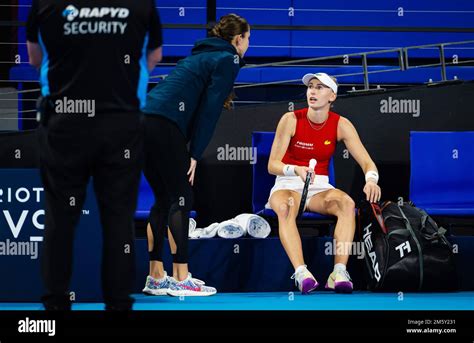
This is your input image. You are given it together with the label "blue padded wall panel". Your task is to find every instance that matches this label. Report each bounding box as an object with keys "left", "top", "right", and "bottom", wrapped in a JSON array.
[
  {"left": 162, "top": 29, "right": 207, "bottom": 57},
  {"left": 410, "top": 131, "right": 474, "bottom": 209},
  {"left": 292, "top": 0, "right": 474, "bottom": 28},
  {"left": 244, "top": 30, "right": 291, "bottom": 57},
  {"left": 18, "top": 1, "right": 207, "bottom": 24},
  {"left": 155, "top": 0, "right": 207, "bottom": 24},
  {"left": 17, "top": 27, "right": 28, "bottom": 64},
  {"left": 290, "top": 31, "right": 474, "bottom": 58},
  {"left": 216, "top": 0, "right": 292, "bottom": 25}
]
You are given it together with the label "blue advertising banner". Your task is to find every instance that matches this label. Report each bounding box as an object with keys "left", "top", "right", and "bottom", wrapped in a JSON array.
[{"left": 0, "top": 169, "right": 102, "bottom": 302}]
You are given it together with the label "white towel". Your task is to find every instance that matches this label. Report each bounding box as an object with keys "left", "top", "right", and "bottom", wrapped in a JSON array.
[
  {"left": 234, "top": 214, "right": 271, "bottom": 238},
  {"left": 189, "top": 218, "right": 197, "bottom": 234},
  {"left": 189, "top": 228, "right": 202, "bottom": 239},
  {"left": 216, "top": 219, "right": 246, "bottom": 239},
  {"left": 189, "top": 222, "right": 219, "bottom": 239},
  {"left": 199, "top": 222, "right": 220, "bottom": 238}
]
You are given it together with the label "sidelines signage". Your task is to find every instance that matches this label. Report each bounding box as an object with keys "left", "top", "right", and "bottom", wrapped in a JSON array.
[{"left": 0, "top": 169, "right": 102, "bottom": 302}]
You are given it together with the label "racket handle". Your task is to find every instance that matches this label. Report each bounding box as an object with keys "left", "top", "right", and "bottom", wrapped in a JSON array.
[{"left": 309, "top": 159, "right": 317, "bottom": 171}]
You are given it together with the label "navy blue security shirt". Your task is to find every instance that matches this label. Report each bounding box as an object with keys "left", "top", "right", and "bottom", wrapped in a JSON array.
[
  {"left": 26, "top": 0, "right": 162, "bottom": 112},
  {"left": 143, "top": 37, "right": 245, "bottom": 160}
]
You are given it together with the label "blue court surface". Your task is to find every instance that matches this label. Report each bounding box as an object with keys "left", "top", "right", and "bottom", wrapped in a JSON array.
[{"left": 0, "top": 291, "right": 473, "bottom": 311}]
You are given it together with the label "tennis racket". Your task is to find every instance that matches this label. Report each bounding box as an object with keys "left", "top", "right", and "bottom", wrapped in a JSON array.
[{"left": 298, "top": 159, "right": 317, "bottom": 217}]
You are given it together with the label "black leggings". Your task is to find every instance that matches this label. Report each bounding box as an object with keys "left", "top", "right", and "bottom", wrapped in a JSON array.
[{"left": 144, "top": 115, "right": 193, "bottom": 264}]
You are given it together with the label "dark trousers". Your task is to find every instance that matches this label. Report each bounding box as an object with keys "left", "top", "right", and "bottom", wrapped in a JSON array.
[
  {"left": 38, "top": 112, "right": 143, "bottom": 310},
  {"left": 144, "top": 115, "right": 193, "bottom": 264}
]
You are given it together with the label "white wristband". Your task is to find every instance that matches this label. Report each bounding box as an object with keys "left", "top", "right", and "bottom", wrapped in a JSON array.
[
  {"left": 365, "top": 171, "right": 379, "bottom": 184},
  {"left": 283, "top": 164, "right": 296, "bottom": 176}
]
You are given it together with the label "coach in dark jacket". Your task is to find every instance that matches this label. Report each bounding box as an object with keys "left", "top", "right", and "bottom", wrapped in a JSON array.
[
  {"left": 144, "top": 36, "right": 245, "bottom": 160},
  {"left": 140, "top": 14, "right": 249, "bottom": 296}
]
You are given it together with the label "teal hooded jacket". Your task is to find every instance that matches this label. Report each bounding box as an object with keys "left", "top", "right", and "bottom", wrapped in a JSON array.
[{"left": 143, "top": 37, "right": 245, "bottom": 160}]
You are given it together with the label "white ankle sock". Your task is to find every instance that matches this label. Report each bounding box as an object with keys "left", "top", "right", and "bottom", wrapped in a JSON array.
[
  {"left": 334, "top": 263, "right": 346, "bottom": 273},
  {"left": 295, "top": 265, "right": 307, "bottom": 274}
]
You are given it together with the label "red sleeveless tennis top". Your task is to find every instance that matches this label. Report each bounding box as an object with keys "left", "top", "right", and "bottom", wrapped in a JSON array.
[{"left": 281, "top": 108, "right": 340, "bottom": 176}]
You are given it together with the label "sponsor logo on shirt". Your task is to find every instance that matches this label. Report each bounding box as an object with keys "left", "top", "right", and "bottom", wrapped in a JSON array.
[
  {"left": 62, "top": 5, "right": 130, "bottom": 36},
  {"left": 295, "top": 141, "right": 314, "bottom": 150},
  {"left": 324, "top": 140, "right": 331, "bottom": 145},
  {"left": 62, "top": 5, "right": 79, "bottom": 21},
  {"left": 63, "top": 5, "right": 129, "bottom": 21}
]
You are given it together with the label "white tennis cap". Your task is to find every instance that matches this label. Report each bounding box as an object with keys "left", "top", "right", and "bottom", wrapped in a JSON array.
[{"left": 302, "top": 72, "right": 338, "bottom": 94}]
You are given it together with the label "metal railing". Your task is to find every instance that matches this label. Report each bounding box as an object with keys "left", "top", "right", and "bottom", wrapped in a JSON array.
[
  {"left": 146, "top": 40, "right": 474, "bottom": 91},
  {"left": 233, "top": 40, "right": 474, "bottom": 90},
  {"left": 3, "top": 41, "right": 474, "bottom": 95},
  {"left": 404, "top": 40, "right": 474, "bottom": 82}
]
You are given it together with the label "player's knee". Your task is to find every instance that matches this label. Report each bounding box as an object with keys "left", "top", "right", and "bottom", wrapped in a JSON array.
[
  {"left": 275, "top": 202, "right": 290, "bottom": 219},
  {"left": 338, "top": 194, "right": 355, "bottom": 215}
]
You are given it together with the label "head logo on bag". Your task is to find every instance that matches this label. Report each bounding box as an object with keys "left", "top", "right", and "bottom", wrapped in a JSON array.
[{"left": 362, "top": 223, "right": 381, "bottom": 281}]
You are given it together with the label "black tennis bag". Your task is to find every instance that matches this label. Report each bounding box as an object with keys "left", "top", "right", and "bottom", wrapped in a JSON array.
[{"left": 357, "top": 201, "right": 457, "bottom": 292}]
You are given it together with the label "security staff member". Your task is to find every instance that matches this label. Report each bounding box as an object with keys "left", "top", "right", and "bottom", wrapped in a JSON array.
[{"left": 26, "top": 0, "right": 162, "bottom": 311}]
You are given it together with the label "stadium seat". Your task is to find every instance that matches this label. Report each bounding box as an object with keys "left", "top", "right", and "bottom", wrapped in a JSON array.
[
  {"left": 252, "top": 131, "right": 335, "bottom": 219},
  {"left": 410, "top": 131, "right": 474, "bottom": 216}
]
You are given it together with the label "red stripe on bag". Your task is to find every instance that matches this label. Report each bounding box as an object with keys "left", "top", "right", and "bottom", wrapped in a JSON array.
[{"left": 371, "top": 203, "right": 388, "bottom": 234}]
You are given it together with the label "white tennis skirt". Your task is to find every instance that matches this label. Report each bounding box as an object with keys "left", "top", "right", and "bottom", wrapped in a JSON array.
[{"left": 265, "top": 174, "right": 334, "bottom": 210}]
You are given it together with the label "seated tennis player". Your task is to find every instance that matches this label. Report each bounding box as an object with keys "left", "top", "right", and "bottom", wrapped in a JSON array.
[{"left": 266, "top": 73, "right": 381, "bottom": 294}]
